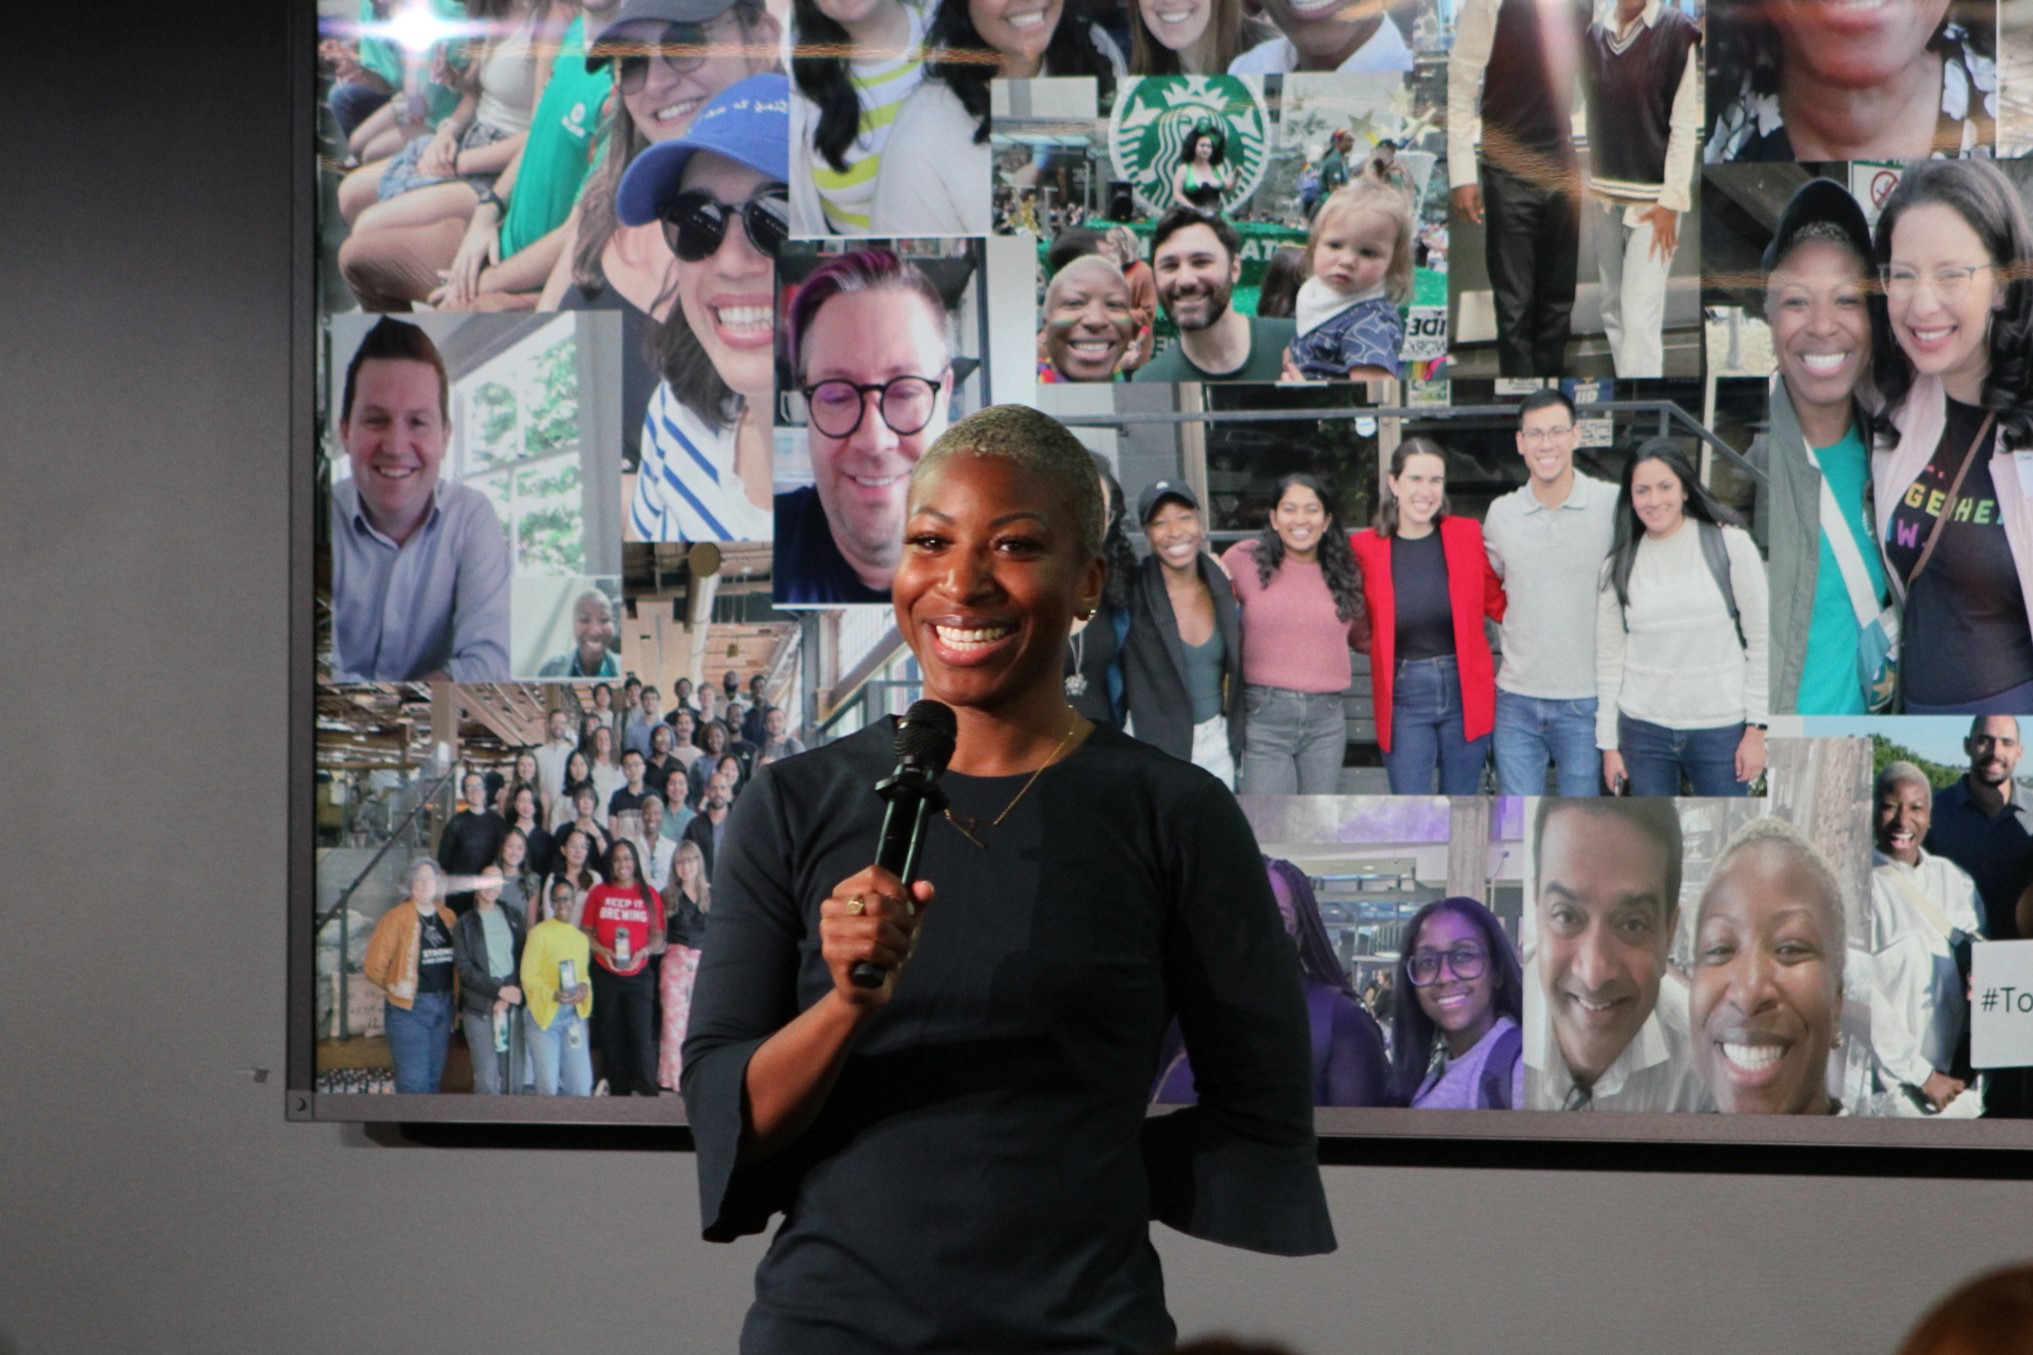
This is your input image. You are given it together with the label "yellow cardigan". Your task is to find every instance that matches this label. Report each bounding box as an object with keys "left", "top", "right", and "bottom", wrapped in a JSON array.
[{"left": 522, "top": 918, "right": 594, "bottom": 1030}]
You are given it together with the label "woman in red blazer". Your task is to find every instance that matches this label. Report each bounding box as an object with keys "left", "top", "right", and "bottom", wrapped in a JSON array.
[{"left": 1350, "top": 439, "right": 1507, "bottom": 794}]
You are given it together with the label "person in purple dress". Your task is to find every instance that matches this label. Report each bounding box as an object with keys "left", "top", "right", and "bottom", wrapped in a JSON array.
[
  {"left": 1154, "top": 856, "right": 1389, "bottom": 1106},
  {"left": 1391, "top": 895, "right": 1525, "bottom": 1108}
]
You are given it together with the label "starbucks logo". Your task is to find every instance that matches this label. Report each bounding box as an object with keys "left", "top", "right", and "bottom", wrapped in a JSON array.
[{"left": 1107, "top": 76, "right": 1271, "bottom": 218}]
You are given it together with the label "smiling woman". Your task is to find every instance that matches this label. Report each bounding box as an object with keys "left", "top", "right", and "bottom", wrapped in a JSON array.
[
  {"left": 1040, "top": 255, "right": 1136, "bottom": 382},
  {"left": 1596, "top": 440, "right": 1770, "bottom": 796},
  {"left": 1351, "top": 439, "right": 1506, "bottom": 796},
  {"left": 1868, "top": 161, "right": 2033, "bottom": 713},
  {"left": 1690, "top": 819, "right": 1848, "bottom": 1116},
  {"left": 869, "top": 0, "right": 1122, "bottom": 234},
  {"left": 680, "top": 405, "right": 1333, "bottom": 1353},
  {"left": 1763, "top": 178, "right": 1887, "bottom": 717},
  {"left": 612, "top": 74, "right": 789, "bottom": 544},
  {"left": 1705, "top": 0, "right": 1997, "bottom": 159}
]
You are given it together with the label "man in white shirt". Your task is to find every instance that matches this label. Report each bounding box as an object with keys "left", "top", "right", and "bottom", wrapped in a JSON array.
[
  {"left": 1872, "top": 761, "right": 1986, "bottom": 1118},
  {"left": 539, "top": 709, "right": 583, "bottom": 812},
  {"left": 1484, "top": 390, "right": 1617, "bottom": 795},
  {"left": 1526, "top": 798, "right": 1709, "bottom": 1111},
  {"left": 623, "top": 685, "right": 666, "bottom": 762},
  {"left": 1228, "top": 0, "right": 1413, "bottom": 73}
]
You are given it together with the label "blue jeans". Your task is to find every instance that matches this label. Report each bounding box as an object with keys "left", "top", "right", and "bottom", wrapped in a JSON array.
[
  {"left": 1381, "top": 656, "right": 1490, "bottom": 795},
  {"left": 1618, "top": 714, "right": 1749, "bottom": 797},
  {"left": 1493, "top": 691, "right": 1601, "bottom": 796},
  {"left": 1239, "top": 685, "right": 1347, "bottom": 795},
  {"left": 525, "top": 1007, "right": 594, "bottom": 1096},
  {"left": 385, "top": 990, "right": 454, "bottom": 1093}
]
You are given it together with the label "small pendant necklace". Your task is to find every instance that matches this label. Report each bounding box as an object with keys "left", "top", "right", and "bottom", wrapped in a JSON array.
[{"left": 943, "top": 714, "right": 1082, "bottom": 848}]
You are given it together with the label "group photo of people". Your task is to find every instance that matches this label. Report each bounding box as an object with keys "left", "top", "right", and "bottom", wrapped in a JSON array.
[
  {"left": 1705, "top": 160, "right": 2033, "bottom": 719},
  {"left": 997, "top": 72, "right": 1451, "bottom": 384},
  {"left": 316, "top": 661, "right": 807, "bottom": 1097}
]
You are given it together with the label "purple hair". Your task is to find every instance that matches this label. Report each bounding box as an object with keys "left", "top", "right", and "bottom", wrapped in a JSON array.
[{"left": 784, "top": 248, "right": 950, "bottom": 386}]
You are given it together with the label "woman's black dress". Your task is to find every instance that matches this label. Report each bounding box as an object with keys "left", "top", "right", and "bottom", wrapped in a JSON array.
[{"left": 682, "top": 721, "right": 1334, "bottom": 1354}]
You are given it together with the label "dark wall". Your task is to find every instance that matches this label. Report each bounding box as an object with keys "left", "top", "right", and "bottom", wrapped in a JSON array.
[{"left": 3, "top": 7, "right": 2031, "bottom": 1352}]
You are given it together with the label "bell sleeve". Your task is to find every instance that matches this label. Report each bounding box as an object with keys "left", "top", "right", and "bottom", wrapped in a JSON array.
[
  {"left": 679, "top": 770, "right": 809, "bottom": 1241},
  {"left": 1142, "top": 775, "right": 1337, "bottom": 1256}
]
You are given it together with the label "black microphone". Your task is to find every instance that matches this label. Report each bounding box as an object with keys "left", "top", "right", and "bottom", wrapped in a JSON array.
[{"left": 850, "top": 700, "right": 956, "bottom": 989}]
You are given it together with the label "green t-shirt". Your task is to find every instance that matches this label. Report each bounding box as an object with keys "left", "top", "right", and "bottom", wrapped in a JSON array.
[
  {"left": 1132, "top": 315, "right": 1296, "bottom": 383},
  {"left": 500, "top": 14, "right": 611, "bottom": 258},
  {"left": 1798, "top": 422, "right": 1886, "bottom": 714},
  {"left": 357, "top": 0, "right": 467, "bottom": 124}
]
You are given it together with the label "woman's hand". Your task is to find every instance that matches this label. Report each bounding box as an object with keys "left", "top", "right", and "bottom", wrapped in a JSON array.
[
  {"left": 1601, "top": 749, "right": 1628, "bottom": 795},
  {"left": 1736, "top": 725, "right": 1767, "bottom": 787},
  {"left": 419, "top": 125, "right": 459, "bottom": 178},
  {"left": 556, "top": 983, "right": 587, "bottom": 1007},
  {"left": 819, "top": 866, "right": 936, "bottom": 1009},
  {"left": 498, "top": 983, "right": 522, "bottom": 1006},
  {"left": 435, "top": 210, "right": 501, "bottom": 308}
]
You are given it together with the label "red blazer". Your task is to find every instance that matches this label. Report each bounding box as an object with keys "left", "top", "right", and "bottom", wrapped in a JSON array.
[{"left": 1349, "top": 517, "right": 1507, "bottom": 753}]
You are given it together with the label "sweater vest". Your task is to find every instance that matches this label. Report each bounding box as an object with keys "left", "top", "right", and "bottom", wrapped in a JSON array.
[
  {"left": 1482, "top": 0, "right": 1589, "bottom": 170},
  {"left": 1582, "top": 7, "right": 1697, "bottom": 199}
]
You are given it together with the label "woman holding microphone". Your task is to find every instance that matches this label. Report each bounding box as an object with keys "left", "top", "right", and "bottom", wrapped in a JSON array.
[{"left": 682, "top": 405, "right": 1331, "bottom": 1352}]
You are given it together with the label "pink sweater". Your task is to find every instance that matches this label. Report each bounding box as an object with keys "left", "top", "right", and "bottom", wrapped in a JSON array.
[{"left": 1221, "top": 539, "right": 1370, "bottom": 693}]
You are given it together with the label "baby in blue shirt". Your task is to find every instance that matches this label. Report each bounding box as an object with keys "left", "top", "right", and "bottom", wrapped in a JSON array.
[{"left": 1287, "top": 177, "right": 1412, "bottom": 381}]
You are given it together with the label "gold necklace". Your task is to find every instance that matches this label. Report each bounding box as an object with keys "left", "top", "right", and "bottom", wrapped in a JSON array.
[{"left": 943, "top": 714, "right": 1082, "bottom": 848}]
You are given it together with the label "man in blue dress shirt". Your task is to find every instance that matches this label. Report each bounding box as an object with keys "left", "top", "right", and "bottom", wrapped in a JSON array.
[{"left": 329, "top": 319, "right": 510, "bottom": 683}]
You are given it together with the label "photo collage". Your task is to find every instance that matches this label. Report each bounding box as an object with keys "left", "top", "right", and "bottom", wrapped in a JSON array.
[{"left": 306, "top": 0, "right": 2033, "bottom": 1134}]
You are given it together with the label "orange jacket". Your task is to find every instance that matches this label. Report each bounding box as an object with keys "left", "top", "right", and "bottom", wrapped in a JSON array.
[{"left": 363, "top": 900, "right": 461, "bottom": 1010}]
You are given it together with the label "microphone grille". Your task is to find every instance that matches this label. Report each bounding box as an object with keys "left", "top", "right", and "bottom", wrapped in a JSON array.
[{"left": 894, "top": 699, "right": 957, "bottom": 772}]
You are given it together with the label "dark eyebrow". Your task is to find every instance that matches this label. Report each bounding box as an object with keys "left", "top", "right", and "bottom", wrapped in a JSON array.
[
  {"left": 909, "top": 508, "right": 1053, "bottom": 530},
  {"left": 1540, "top": 880, "right": 1665, "bottom": 917}
]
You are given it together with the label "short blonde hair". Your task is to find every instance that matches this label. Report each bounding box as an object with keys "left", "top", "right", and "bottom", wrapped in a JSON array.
[
  {"left": 911, "top": 405, "right": 1105, "bottom": 560},
  {"left": 1308, "top": 179, "right": 1415, "bottom": 305}
]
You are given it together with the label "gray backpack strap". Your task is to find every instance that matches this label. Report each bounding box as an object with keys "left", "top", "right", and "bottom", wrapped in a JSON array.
[{"left": 1698, "top": 520, "right": 1744, "bottom": 649}]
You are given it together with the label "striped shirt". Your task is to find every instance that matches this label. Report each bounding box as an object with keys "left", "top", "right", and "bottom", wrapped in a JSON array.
[
  {"left": 631, "top": 382, "right": 774, "bottom": 543},
  {"left": 809, "top": 3, "right": 928, "bottom": 234}
]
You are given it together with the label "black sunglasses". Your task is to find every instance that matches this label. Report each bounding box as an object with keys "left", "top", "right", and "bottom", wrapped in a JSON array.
[
  {"left": 661, "top": 186, "right": 790, "bottom": 262},
  {"left": 613, "top": 21, "right": 721, "bottom": 94}
]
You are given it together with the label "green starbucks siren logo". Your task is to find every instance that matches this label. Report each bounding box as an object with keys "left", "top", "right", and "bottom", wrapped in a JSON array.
[{"left": 1108, "top": 76, "right": 1271, "bottom": 218}]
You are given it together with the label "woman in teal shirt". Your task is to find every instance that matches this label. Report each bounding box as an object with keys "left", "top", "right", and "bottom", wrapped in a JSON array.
[{"left": 1763, "top": 178, "right": 1891, "bottom": 714}]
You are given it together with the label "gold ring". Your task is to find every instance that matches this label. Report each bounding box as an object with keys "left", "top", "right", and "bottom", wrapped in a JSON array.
[{"left": 844, "top": 894, "right": 866, "bottom": 916}]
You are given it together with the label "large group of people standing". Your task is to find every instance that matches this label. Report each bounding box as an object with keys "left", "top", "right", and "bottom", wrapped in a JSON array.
[{"left": 364, "top": 669, "right": 800, "bottom": 1095}]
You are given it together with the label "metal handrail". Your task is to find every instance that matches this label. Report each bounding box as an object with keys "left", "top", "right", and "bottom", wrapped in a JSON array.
[
  {"left": 314, "top": 767, "right": 455, "bottom": 936},
  {"left": 1049, "top": 400, "right": 1765, "bottom": 484}
]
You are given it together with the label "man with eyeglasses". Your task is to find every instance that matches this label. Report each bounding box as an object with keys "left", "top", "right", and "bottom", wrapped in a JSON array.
[
  {"left": 774, "top": 248, "right": 956, "bottom": 604},
  {"left": 1525, "top": 797, "right": 1708, "bottom": 1112},
  {"left": 1481, "top": 389, "right": 1617, "bottom": 795}
]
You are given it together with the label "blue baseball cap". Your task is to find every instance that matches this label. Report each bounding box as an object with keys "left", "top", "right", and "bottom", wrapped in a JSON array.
[{"left": 616, "top": 73, "right": 790, "bottom": 226}]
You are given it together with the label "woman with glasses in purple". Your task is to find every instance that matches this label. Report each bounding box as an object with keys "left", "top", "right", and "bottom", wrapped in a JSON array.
[
  {"left": 1390, "top": 895, "right": 1524, "bottom": 1109},
  {"left": 772, "top": 248, "right": 957, "bottom": 605},
  {"left": 612, "top": 74, "right": 791, "bottom": 545}
]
